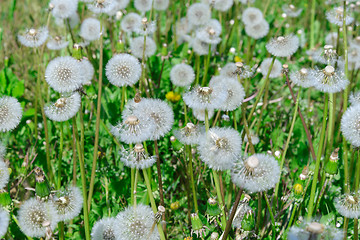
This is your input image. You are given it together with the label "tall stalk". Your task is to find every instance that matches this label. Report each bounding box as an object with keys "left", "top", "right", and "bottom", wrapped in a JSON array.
[
  {"left": 57, "top": 122, "right": 64, "bottom": 189},
  {"left": 309, "top": 0, "right": 316, "bottom": 49},
  {"left": 187, "top": 145, "right": 198, "bottom": 212}
]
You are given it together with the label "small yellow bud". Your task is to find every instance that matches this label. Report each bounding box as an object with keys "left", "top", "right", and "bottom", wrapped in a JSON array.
[
  {"left": 170, "top": 201, "right": 180, "bottom": 210},
  {"left": 293, "top": 183, "right": 304, "bottom": 195}
]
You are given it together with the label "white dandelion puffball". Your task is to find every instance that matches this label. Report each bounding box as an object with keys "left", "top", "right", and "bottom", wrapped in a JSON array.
[
  {"left": 242, "top": 7, "right": 263, "bottom": 26},
  {"left": 282, "top": 4, "right": 302, "bottom": 18},
  {"left": 80, "top": 18, "right": 101, "bottom": 42},
  {"left": 173, "top": 123, "right": 205, "bottom": 145},
  {"left": 202, "top": 0, "right": 233, "bottom": 12},
  {"left": 0, "top": 96, "right": 22, "bottom": 132},
  {"left": 153, "top": 0, "right": 169, "bottom": 10},
  {"left": 259, "top": 58, "right": 283, "bottom": 79},
  {"left": 46, "top": 36, "right": 69, "bottom": 50},
  {"left": 326, "top": 7, "right": 354, "bottom": 26},
  {"left": 130, "top": 36, "right": 157, "bottom": 59},
  {"left": 134, "top": 0, "right": 153, "bottom": 12},
  {"left": 198, "top": 127, "right": 242, "bottom": 171},
  {"left": 196, "top": 19, "right": 222, "bottom": 45},
  {"left": 45, "top": 93, "right": 81, "bottom": 122},
  {"left": 18, "top": 198, "right": 59, "bottom": 238},
  {"left": 290, "top": 68, "right": 316, "bottom": 88},
  {"left": 0, "top": 160, "right": 9, "bottom": 190},
  {"left": 54, "top": 12, "right": 80, "bottom": 29},
  {"left": 170, "top": 63, "right": 195, "bottom": 87},
  {"left": 220, "top": 62, "right": 253, "bottom": 80},
  {"left": 189, "top": 37, "right": 213, "bottom": 56},
  {"left": 288, "top": 221, "right": 343, "bottom": 240},
  {"left": 131, "top": 98, "right": 174, "bottom": 140},
  {"left": 0, "top": 208, "right": 9, "bottom": 238},
  {"left": 116, "top": 0, "right": 130, "bottom": 9},
  {"left": 266, "top": 34, "right": 300, "bottom": 57},
  {"left": 120, "top": 144, "right": 156, "bottom": 169},
  {"left": 45, "top": 56, "right": 84, "bottom": 93},
  {"left": 245, "top": 19, "right": 269, "bottom": 39},
  {"left": 135, "top": 21, "right": 157, "bottom": 36},
  {"left": 231, "top": 153, "right": 281, "bottom": 193},
  {"left": 175, "top": 18, "right": 192, "bottom": 45},
  {"left": 243, "top": 130, "right": 260, "bottom": 145},
  {"left": 114, "top": 204, "right": 160, "bottom": 240},
  {"left": 193, "top": 108, "right": 214, "bottom": 122},
  {"left": 87, "top": 0, "right": 117, "bottom": 14},
  {"left": 53, "top": 186, "right": 83, "bottom": 221},
  {"left": 121, "top": 13, "right": 142, "bottom": 33},
  {"left": 91, "top": 217, "right": 117, "bottom": 240},
  {"left": 0, "top": 141, "right": 5, "bottom": 160},
  {"left": 325, "top": 32, "right": 338, "bottom": 46},
  {"left": 50, "top": 0, "right": 78, "bottom": 19},
  {"left": 313, "top": 66, "right": 349, "bottom": 93},
  {"left": 18, "top": 27, "right": 48, "bottom": 48},
  {"left": 79, "top": 58, "right": 95, "bottom": 85},
  {"left": 183, "top": 85, "right": 227, "bottom": 110},
  {"left": 187, "top": 3, "right": 211, "bottom": 26},
  {"left": 335, "top": 193, "right": 360, "bottom": 219},
  {"left": 349, "top": 91, "right": 360, "bottom": 106},
  {"left": 341, "top": 104, "right": 360, "bottom": 147},
  {"left": 209, "top": 76, "right": 245, "bottom": 111},
  {"left": 105, "top": 54, "right": 142, "bottom": 87}
]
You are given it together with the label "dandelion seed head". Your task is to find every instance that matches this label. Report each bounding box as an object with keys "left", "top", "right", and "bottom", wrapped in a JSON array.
[
  {"left": 202, "top": 0, "right": 233, "bottom": 12},
  {"left": 282, "top": 4, "right": 302, "bottom": 17},
  {"left": 259, "top": 58, "right": 283, "bottom": 78},
  {"left": 105, "top": 54, "right": 141, "bottom": 87},
  {"left": 80, "top": 18, "right": 101, "bottom": 41},
  {"left": 0, "top": 96, "right": 22, "bottom": 132},
  {"left": 18, "top": 198, "right": 59, "bottom": 238},
  {"left": 193, "top": 108, "right": 214, "bottom": 122},
  {"left": 288, "top": 220, "right": 343, "bottom": 240},
  {"left": 170, "top": 63, "right": 195, "bottom": 87},
  {"left": 335, "top": 193, "right": 360, "bottom": 219},
  {"left": 121, "top": 13, "right": 142, "bottom": 33},
  {"left": 290, "top": 68, "right": 316, "bottom": 88},
  {"left": 47, "top": 36, "right": 69, "bottom": 50},
  {"left": 231, "top": 153, "right": 281, "bottom": 193},
  {"left": 53, "top": 186, "right": 83, "bottom": 221},
  {"left": 79, "top": 58, "right": 95, "bottom": 85},
  {"left": 326, "top": 6, "right": 354, "bottom": 26},
  {"left": 173, "top": 123, "right": 205, "bottom": 145},
  {"left": 244, "top": 19, "right": 269, "bottom": 39},
  {"left": 242, "top": 7, "right": 263, "bottom": 25},
  {"left": 341, "top": 104, "right": 360, "bottom": 147},
  {"left": 18, "top": 27, "right": 48, "bottom": 48},
  {"left": 0, "top": 160, "right": 9, "bottom": 190},
  {"left": 198, "top": 127, "right": 242, "bottom": 171},
  {"left": 175, "top": 18, "right": 192, "bottom": 44},
  {"left": 313, "top": 66, "right": 349, "bottom": 93},
  {"left": 130, "top": 36, "right": 157, "bottom": 59},
  {"left": 196, "top": 19, "right": 222, "bottom": 44},
  {"left": 243, "top": 130, "right": 260, "bottom": 145},
  {"left": 114, "top": 204, "right": 159, "bottom": 240},
  {"left": 91, "top": 217, "right": 117, "bottom": 240},
  {"left": 50, "top": 0, "right": 78, "bottom": 19},
  {"left": 44, "top": 92, "right": 81, "bottom": 122},
  {"left": 0, "top": 208, "right": 9, "bottom": 238},
  {"left": 220, "top": 62, "right": 253, "bottom": 80},
  {"left": 231, "top": 203, "right": 253, "bottom": 228},
  {"left": 189, "top": 37, "right": 214, "bottom": 56},
  {"left": 120, "top": 144, "right": 156, "bottom": 169},
  {"left": 349, "top": 91, "right": 360, "bottom": 106},
  {"left": 187, "top": 3, "right": 211, "bottom": 26},
  {"left": 183, "top": 85, "right": 227, "bottom": 110},
  {"left": 134, "top": 0, "right": 153, "bottom": 12},
  {"left": 266, "top": 34, "right": 299, "bottom": 57},
  {"left": 88, "top": 0, "right": 117, "bottom": 14},
  {"left": 325, "top": 32, "right": 338, "bottom": 46}
]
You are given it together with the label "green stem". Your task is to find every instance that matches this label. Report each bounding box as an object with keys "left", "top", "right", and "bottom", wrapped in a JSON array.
[
  {"left": 134, "top": 169, "right": 139, "bottom": 207},
  {"left": 355, "top": 219, "right": 359, "bottom": 240},
  {"left": 131, "top": 168, "right": 135, "bottom": 205},
  {"left": 354, "top": 150, "right": 360, "bottom": 192},
  {"left": 264, "top": 193, "right": 276, "bottom": 239},
  {"left": 201, "top": 44, "right": 212, "bottom": 86},
  {"left": 307, "top": 94, "right": 329, "bottom": 219},
  {"left": 309, "top": 0, "right": 316, "bottom": 49},
  {"left": 57, "top": 122, "right": 64, "bottom": 189},
  {"left": 195, "top": 54, "right": 200, "bottom": 86},
  {"left": 187, "top": 145, "right": 198, "bottom": 213},
  {"left": 212, "top": 170, "right": 227, "bottom": 230}
]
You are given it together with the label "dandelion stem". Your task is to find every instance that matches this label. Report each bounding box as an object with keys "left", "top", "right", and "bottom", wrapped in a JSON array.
[
  {"left": 241, "top": 105, "right": 255, "bottom": 154},
  {"left": 57, "top": 122, "right": 64, "bottom": 189},
  {"left": 72, "top": 117, "right": 90, "bottom": 240},
  {"left": 354, "top": 150, "right": 360, "bottom": 192},
  {"left": 201, "top": 44, "right": 212, "bottom": 86},
  {"left": 307, "top": 93, "right": 329, "bottom": 219},
  {"left": 131, "top": 168, "right": 135, "bottom": 206},
  {"left": 88, "top": 17, "right": 104, "bottom": 210},
  {"left": 212, "top": 170, "right": 227, "bottom": 230},
  {"left": 355, "top": 219, "right": 359, "bottom": 240},
  {"left": 195, "top": 54, "right": 200, "bottom": 86},
  {"left": 187, "top": 145, "right": 198, "bottom": 213},
  {"left": 220, "top": 189, "right": 243, "bottom": 240},
  {"left": 134, "top": 169, "right": 139, "bottom": 207},
  {"left": 264, "top": 193, "right": 276, "bottom": 239},
  {"left": 309, "top": 0, "right": 316, "bottom": 48}
]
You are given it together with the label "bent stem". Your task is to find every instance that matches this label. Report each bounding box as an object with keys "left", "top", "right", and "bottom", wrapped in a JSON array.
[
  {"left": 88, "top": 18, "right": 104, "bottom": 210},
  {"left": 220, "top": 189, "right": 243, "bottom": 240},
  {"left": 264, "top": 193, "right": 276, "bottom": 239},
  {"left": 307, "top": 94, "right": 329, "bottom": 220}
]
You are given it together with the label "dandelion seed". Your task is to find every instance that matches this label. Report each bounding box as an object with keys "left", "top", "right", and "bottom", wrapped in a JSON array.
[
  {"left": 105, "top": 54, "right": 142, "bottom": 87},
  {"left": 288, "top": 221, "right": 343, "bottom": 240},
  {"left": 50, "top": 0, "right": 78, "bottom": 19},
  {"left": 244, "top": 19, "right": 269, "bottom": 39},
  {"left": 198, "top": 127, "right": 242, "bottom": 171},
  {"left": 0, "top": 208, "right": 9, "bottom": 238},
  {"left": 153, "top": 0, "right": 169, "bottom": 10},
  {"left": 120, "top": 143, "right": 156, "bottom": 169},
  {"left": 18, "top": 27, "right": 48, "bottom": 48},
  {"left": 290, "top": 68, "right": 316, "bottom": 88},
  {"left": 0, "top": 96, "right": 22, "bottom": 132},
  {"left": 114, "top": 204, "right": 159, "bottom": 240},
  {"left": 46, "top": 36, "right": 69, "bottom": 50},
  {"left": 18, "top": 198, "right": 59, "bottom": 238},
  {"left": 170, "top": 63, "right": 195, "bottom": 87},
  {"left": 335, "top": 193, "right": 360, "bottom": 219},
  {"left": 121, "top": 13, "right": 142, "bottom": 33},
  {"left": 242, "top": 7, "right": 263, "bottom": 25},
  {"left": 45, "top": 56, "right": 84, "bottom": 93},
  {"left": 173, "top": 123, "right": 205, "bottom": 145},
  {"left": 341, "top": 104, "right": 360, "bottom": 147},
  {"left": 0, "top": 160, "right": 9, "bottom": 190},
  {"left": 266, "top": 34, "right": 299, "bottom": 57},
  {"left": 193, "top": 108, "right": 214, "bottom": 122},
  {"left": 220, "top": 62, "right": 254, "bottom": 80},
  {"left": 326, "top": 6, "right": 354, "bottom": 26},
  {"left": 130, "top": 36, "right": 157, "bottom": 59},
  {"left": 91, "top": 217, "right": 117, "bottom": 240},
  {"left": 53, "top": 186, "right": 83, "bottom": 221},
  {"left": 80, "top": 18, "right": 101, "bottom": 42},
  {"left": 259, "top": 58, "right": 283, "bottom": 78},
  {"left": 196, "top": 19, "right": 222, "bottom": 45},
  {"left": 313, "top": 65, "right": 349, "bottom": 93},
  {"left": 281, "top": 4, "right": 302, "bottom": 17},
  {"left": 209, "top": 76, "right": 245, "bottom": 111},
  {"left": 183, "top": 85, "right": 227, "bottom": 110},
  {"left": 231, "top": 154, "right": 281, "bottom": 193},
  {"left": 88, "top": 0, "right": 117, "bottom": 14},
  {"left": 187, "top": 3, "right": 211, "bottom": 26}
]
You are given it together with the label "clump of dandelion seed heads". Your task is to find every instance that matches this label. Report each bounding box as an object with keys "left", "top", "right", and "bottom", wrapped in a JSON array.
[
  {"left": 114, "top": 204, "right": 160, "bottom": 240},
  {"left": 341, "top": 104, "right": 360, "bottom": 147},
  {"left": 130, "top": 36, "right": 157, "bottom": 59},
  {"left": 170, "top": 63, "right": 195, "bottom": 87},
  {"left": 288, "top": 221, "right": 343, "bottom": 240},
  {"left": 18, "top": 27, "right": 49, "bottom": 48},
  {"left": 80, "top": 18, "right": 101, "bottom": 42},
  {"left": 313, "top": 65, "right": 349, "bottom": 93},
  {"left": 183, "top": 85, "right": 227, "bottom": 110},
  {"left": 120, "top": 143, "right": 156, "bottom": 169},
  {"left": 0, "top": 160, "right": 9, "bottom": 190},
  {"left": 0, "top": 208, "right": 9, "bottom": 238},
  {"left": 0, "top": 96, "right": 22, "bottom": 132},
  {"left": 105, "top": 53, "right": 142, "bottom": 87},
  {"left": 231, "top": 153, "right": 281, "bottom": 193},
  {"left": 18, "top": 198, "right": 59, "bottom": 238},
  {"left": 335, "top": 193, "right": 360, "bottom": 219},
  {"left": 50, "top": 0, "right": 78, "bottom": 19},
  {"left": 198, "top": 127, "right": 242, "bottom": 171},
  {"left": 266, "top": 34, "right": 300, "bottom": 57},
  {"left": 44, "top": 92, "right": 81, "bottom": 122},
  {"left": 53, "top": 186, "right": 83, "bottom": 221},
  {"left": 187, "top": 3, "right": 211, "bottom": 27},
  {"left": 91, "top": 217, "right": 117, "bottom": 240},
  {"left": 259, "top": 58, "right": 283, "bottom": 78}
]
